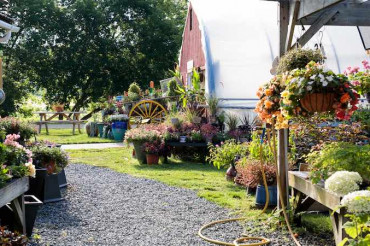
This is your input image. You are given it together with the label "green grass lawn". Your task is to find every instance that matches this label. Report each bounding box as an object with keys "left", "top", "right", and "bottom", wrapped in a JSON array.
[
  {"left": 66, "top": 147, "right": 334, "bottom": 236},
  {"left": 36, "top": 128, "right": 116, "bottom": 145}
]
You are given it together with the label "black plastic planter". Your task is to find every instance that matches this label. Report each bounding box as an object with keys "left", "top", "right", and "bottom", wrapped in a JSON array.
[
  {"left": 27, "top": 169, "right": 47, "bottom": 201},
  {"left": 24, "top": 195, "right": 43, "bottom": 237},
  {"left": 43, "top": 173, "right": 64, "bottom": 203},
  {"left": 57, "top": 169, "right": 68, "bottom": 188},
  {"left": 27, "top": 169, "right": 64, "bottom": 203}
]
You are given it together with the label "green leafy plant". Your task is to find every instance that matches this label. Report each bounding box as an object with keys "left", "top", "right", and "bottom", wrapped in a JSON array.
[
  {"left": 248, "top": 132, "right": 275, "bottom": 164},
  {"left": 340, "top": 213, "right": 370, "bottom": 246},
  {"left": 276, "top": 48, "right": 324, "bottom": 74},
  {"left": 176, "top": 68, "right": 205, "bottom": 108},
  {"left": 167, "top": 78, "right": 182, "bottom": 97},
  {"left": 207, "top": 95, "right": 219, "bottom": 117},
  {"left": 128, "top": 82, "right": 142, "bottom": 101},
  {"left": 0, "top": 166, "right": 10, "bottom": 188},
  {"left": 307, "top": 142, "right": 370, "bottom": 184},
  {"left": 207, "top": 140, "right": 248, "bottom": 169},
  {"left": 190, "top": 130, "right": 203, "bottom": 142},
  {"left": 225, "top": 113, "right": 238, "bottom": 131}
]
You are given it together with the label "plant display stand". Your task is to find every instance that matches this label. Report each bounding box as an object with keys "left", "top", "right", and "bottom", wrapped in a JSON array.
[
  {"left": 289, "top": 171, "right": 347, "bottom": 245},
  {"left": 0, "top": 177, "right": 29, "bottom": 234}
]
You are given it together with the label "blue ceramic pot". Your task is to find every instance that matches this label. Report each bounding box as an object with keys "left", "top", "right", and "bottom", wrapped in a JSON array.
[
  {"left": 112, "top": 121, "right": 127, "bottom": 141},
  {"left": 255, "top": 185, "right": 277, "bottom": 206}
]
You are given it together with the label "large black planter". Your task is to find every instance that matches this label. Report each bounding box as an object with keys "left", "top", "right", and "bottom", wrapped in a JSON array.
[
  {"left": 24, "top": 195, "right": 43, "bottom": 237},
  {"left": 27, "top": 169, "right": 63, "bottom": 203},
  {"left": 57, "top": 169, "right": 68, "bottom": 188},
  {"left": 255, "top": 185, "right": 277, "bottom": 206}
]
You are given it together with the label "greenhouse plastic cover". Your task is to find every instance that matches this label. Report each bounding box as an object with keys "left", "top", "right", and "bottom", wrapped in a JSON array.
[{"left": 190, "top": 0, "right": 368, "bottom": 108}]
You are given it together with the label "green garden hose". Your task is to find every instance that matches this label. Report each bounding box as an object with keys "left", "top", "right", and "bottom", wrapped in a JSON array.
[{"left": 198, "top": 126, "right": 301, "bottom": 246}]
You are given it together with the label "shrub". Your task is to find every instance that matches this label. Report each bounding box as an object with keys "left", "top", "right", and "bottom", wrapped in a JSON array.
[
  {"left": 307, "top": 142, "right": 370, "bottom": 184},
  {"left": 0, "top": 117, "right": 36, "bottom": 141},
  {"left": 235, "top": 158, "right": 277, "bottom": 188},
  {"left": 128, "top": 82, "right": 142, "bottom": 101},
  {"left": 207, "top": 140, "right": 248, "bottom": 169},
  {"left": 276, "top": 48, "right": 324, "bottom": 74}
]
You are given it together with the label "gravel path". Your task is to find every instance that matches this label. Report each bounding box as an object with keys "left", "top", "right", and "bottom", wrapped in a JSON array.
[{"left": 30, "top": 164, "right": 335, "bottom": 246}]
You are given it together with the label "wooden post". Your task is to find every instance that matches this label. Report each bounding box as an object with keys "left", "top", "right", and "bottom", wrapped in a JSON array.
[{"left": 278, "top": 1, "right": 290, "bottom": 210}]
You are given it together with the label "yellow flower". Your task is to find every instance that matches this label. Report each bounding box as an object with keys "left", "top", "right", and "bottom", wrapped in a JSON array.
[
  {"left": 283, "top": 98, "right": 292, "bottom": 105},
  {"left": 281, "top": 90, "right": 290, "bottom": 98}
]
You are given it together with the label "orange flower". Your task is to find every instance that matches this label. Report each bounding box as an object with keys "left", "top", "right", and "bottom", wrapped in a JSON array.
[
  {"left": 340, "top": 93, "right": 351, "bottom": 103},
  {"left": 265, "top": 88, "right": 273, "bottom": 96},
  {"left": 264, "top": 100, "right": 274, "bottom": 109},
  {"left": 256, "top": 91, "right": 263, "bottom": 98}
]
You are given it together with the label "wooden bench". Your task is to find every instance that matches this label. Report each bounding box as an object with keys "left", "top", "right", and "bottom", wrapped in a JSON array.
[
  {"left": 0, "top": 177, "right": 29, "bottom": 234},
  {"left": 289, "top": 171, "right": 347, "bottom": 245}
]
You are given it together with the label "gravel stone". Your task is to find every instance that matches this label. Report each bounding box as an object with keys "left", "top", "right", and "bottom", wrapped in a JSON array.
[{"left": 30, "top": 164, "right": 335, "bottom": 246}]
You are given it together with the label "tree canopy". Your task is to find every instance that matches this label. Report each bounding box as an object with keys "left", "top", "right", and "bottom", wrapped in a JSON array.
[{"left": 1, "top": 0, "right": 186, "bottom": 115}]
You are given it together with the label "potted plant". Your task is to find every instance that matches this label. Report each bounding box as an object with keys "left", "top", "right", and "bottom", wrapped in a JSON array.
[
  {"left": 200, "top": 123, "right": 218, "bottom": 143},
  {"left": 128, "top": 82, "right": 142, "bottom": 102},
  {"left": 190, "top": 130, "right": 204, "bottom": 143},
  {"left": 207, "top": 95, "right": 219, "bottom": 123},
  {"left": 0, "top": 118, "right": 36, "bottom": 144},
  {"left": 29, "top": 145, "right": 69, "bottom": 203},
  {"left": 0, "top": 227, "right": 28, "bottom": 245},
  {"left": 51, "top": 103, "right": 64, "bottom": 112},
  {"left": 110, "top": 114, "right": 129, "bottom": 141},
  {"left": 345, "top": 60, "right": 370, "bottom": 103},
  {"left": 281, "top": 61, "right": 360, "bottom": 121},
  {"left": 142, "top": 141, "right": 162, "bottom": 165},
  {"left": 124, "top": 124, "right": 165, "bottom": 164},
  {"left": 206, "top": 140, "right": 248, "bottom": 169}
]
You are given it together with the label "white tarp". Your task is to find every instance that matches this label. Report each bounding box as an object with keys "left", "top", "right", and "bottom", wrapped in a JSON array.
[{"left": 190, "top": 0, "right": 368, "bottom": 108}]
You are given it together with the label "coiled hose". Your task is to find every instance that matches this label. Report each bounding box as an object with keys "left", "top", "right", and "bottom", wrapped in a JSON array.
[{"left": 198, "top": 125, "right": 301, "bottom": 246}]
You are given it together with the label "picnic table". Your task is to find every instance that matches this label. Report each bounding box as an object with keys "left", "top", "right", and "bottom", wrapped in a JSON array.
[
  {"left": 34, "top": 111, "right": 86, "bottom": 134},
  {"left": 289, "top": 171, "right": 347, "bottom": 245}
]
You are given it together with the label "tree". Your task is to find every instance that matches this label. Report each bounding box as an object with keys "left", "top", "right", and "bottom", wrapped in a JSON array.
[{"left": 1, "top": 0, "right": 186, "bottom": 115}]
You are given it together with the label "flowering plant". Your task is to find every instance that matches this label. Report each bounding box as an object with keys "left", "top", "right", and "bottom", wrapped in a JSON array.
[
  {"left": 0, "top": 118, "right": 36, "bottom": 141},
  {"left": 31, "top": 145, "right": 69, "bottom": 174},
  {"left": 142, "top": 141, "right": 163, "bottom": 154},
  {"left": 324, "top": 171, "right": 362, "bottom": 196},
  {"left": 341, "top": 190, "right": 370, "bottom": 214},
  {"left": 281, "top": 61, "right": 360, "bottom": 120},
  {"left": 124, "top": 124, "right": 166, "bottom": 143},
  {"left": 345, "top": 60, "right": 370, "bottom": 96},
  {"left": 109, "top": 114, "right": 129, "bottom": 122},
  {"left": 255, "top": 75, "right": 288, "bottom": 129},
  {"left": 200, "top": 123, "right": 218, "bottom": 140}
]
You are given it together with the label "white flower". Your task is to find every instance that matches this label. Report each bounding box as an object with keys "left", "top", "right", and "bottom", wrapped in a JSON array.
[
  {"left": 298, "top": 77, "right": 304, "bottom": 87},
  {"left": 307, "top": 86, "right": 312, "bottom": 91},
  {"left": 325, "top": 171, "right": 362, "bottom": 196},
  {"left": 322, "top": 81, "right": 328, "bottom": 87},
  {"left": 326, "top": 75, "right": 333, "bottom": 82},
  {"left": 318, "top": 73, "right": 325, "bottom": 80},
  {"left": 289, "top": 78, "right": 297, "bottom": 84},
  {"left": 310, "top": 75, "right": 317, "bottom": 80},
  {"left": 308, "top": 81, "right": 314, "bottom": 85},
  {"left": 25, "top": 162, "right": 36, "bottom": 178},
  {"left": 341, "top": 190, "right": 370, "bottom": 214}
]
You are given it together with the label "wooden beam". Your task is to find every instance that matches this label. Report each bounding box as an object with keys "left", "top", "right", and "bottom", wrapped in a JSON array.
[
  {"left": 292, "top": 9, "right": 339, "bottom": 48},
  {"left": 278, "top": 0, "right": 290, "bottom": 210},
  {"left": 286, "top": 0, "right": 301, "bottom": 51},
  {"left": 297, "top": 0, "right": 344, "bottom": 19}
]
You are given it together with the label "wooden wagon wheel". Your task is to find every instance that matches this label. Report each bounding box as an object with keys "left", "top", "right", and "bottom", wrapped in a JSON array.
[{"left": 128, "top": 100, "right": 167, "bottom": 129}]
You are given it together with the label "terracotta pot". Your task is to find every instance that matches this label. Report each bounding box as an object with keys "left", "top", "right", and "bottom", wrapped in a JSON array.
[
  {"left": 300, "top": 93, "right": 335, "bottom": 113},
  {"left": 146, "top": 154, "right": 159, "bottom": 165},
  {"left": 45, "top": 161, "right": 56, "bottom": 174}
]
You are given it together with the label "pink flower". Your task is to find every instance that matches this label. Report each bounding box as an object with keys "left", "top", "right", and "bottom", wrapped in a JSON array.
[{"left": 351, "top": 80, "right": 360, "bottom": 86}]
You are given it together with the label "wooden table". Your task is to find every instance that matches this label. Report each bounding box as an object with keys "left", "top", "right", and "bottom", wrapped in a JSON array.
[
  {"left": 289, "top": 171, "right": 347, "bottom": 245},
  {"left": 34, "top": 111, "right": 86, "bottom": 134},
  {"left": 0, "top": 177, "right": 29, "bottom": 234}
]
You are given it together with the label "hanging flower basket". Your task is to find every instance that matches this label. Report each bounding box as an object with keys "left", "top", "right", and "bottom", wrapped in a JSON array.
[
  {"left": 52, "top": 104, "right": 64, "bottom": 112},
  {"left": 300, "top": 93, "right": 335, "bottom": 113}
]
